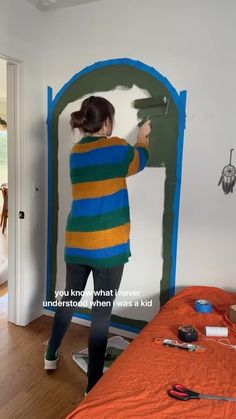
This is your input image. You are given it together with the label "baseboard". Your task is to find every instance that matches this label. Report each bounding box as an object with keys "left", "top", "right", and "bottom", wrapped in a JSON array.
[{"left": 43, "top": 308, "right": 137, "bottom": 339}]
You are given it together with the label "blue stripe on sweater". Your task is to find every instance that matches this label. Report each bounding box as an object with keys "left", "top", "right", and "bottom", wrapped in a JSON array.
[
  {"left": 136, "top": 147, "right": 148, "bottom": 171},
  {"left": 65, "top": 241, "right": 130, "bottom": 259},
  {"left": 70, "top": 145, "right": 128, "bottom": 168},
  {"left": 71, "top": 189, "right": 129, "bottom": 216}
]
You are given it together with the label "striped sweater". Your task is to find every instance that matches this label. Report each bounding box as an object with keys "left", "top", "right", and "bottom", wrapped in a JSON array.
[{"left": 64, "top": 136, "right": 149, "bottom": 268}]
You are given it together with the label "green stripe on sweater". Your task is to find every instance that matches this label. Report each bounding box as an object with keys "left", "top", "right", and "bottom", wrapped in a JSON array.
[
  {"left": 66, "top": 207, "right": 130, "bottom": 232},
  {"left": 65, "top": 252, "right": 131, "bottom": 268},
  {"left": 70, "top": 147, "right": 134, "bottom": 184}
]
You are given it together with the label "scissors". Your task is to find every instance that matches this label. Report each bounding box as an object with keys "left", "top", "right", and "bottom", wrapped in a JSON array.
[{"left": 168, "top": 384, "right": 236, "bottom": 402}]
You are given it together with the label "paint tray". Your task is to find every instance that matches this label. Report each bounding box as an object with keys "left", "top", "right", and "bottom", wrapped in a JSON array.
[{"left": 72, "top": 335, "right": 130, "bottom": 373}]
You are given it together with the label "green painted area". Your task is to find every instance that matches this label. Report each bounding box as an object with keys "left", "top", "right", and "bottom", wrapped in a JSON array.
[{"left": 48, "top": 64, "right": 179, "bottom": 329}]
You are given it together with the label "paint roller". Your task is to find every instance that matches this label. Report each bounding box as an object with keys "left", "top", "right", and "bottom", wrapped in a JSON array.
[{"left": 132, "top": 95, "right": 169, "bottom": 127}]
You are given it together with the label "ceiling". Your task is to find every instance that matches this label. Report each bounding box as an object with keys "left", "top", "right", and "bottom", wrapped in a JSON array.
[{"left": 25, "top": 0, "right": 103, "bottom": 12}]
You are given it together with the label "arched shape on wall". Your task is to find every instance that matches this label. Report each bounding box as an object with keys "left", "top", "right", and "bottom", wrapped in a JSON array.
[{"left": 46, "top": 58, "right": 186, "bottom": 333}]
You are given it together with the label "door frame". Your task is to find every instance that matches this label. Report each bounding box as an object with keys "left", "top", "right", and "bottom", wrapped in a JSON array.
[{"left": 0, "top": 53, "right": 24, "bottom": 324}]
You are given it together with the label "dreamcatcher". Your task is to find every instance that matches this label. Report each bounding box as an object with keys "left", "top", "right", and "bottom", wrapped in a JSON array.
[{"left": 218, "top": 149, "right": 236, "bottom": 194}]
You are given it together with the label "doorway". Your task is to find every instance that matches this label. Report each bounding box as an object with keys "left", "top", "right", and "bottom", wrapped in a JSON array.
[
  {"left": 0, "top": 58, "right": 8, "bottom": 316},
  {"left": 0, "top": 53, "right": 24, "bottom": 324}
]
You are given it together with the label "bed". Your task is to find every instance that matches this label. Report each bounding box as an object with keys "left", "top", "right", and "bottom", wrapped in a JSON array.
[{"left": 66, "top": 286, "right": 236, "bottom": 419}]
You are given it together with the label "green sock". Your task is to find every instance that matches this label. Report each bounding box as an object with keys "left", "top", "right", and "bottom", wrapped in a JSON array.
[{"left": 46, "top": 347, "right": 57, "bottom": 360}]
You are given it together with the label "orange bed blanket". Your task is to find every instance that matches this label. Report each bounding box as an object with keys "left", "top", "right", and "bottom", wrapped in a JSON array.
[{"left": 66, "top": 286, "right": 236, "bottom": 419}]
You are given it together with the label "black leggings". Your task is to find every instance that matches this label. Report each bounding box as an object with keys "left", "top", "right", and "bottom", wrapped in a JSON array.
[{"left": 48, "top": 263, "right": 124, "bottom": 392}]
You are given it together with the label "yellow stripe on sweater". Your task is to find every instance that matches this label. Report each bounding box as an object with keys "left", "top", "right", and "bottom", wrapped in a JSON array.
[
  {"left": 135, "top": 142, "right": 149, "bottom": 151},
  {"left": 127, "top": 144, "right": 148, "bottom": 176},
  {"left": 72, "top": 137, "right": 127, "bottom": 153},
  {"left": 72, "top": 178, "right": 127, "bottom": 199},
  {"left": 65, "top": 224, "right": 130, "bottom": 249},
  {"left": 127, "top": 149, "right": 140, "bottom": 176}
]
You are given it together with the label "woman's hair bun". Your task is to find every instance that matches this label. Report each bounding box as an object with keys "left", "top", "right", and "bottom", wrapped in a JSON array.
[
  {"left": 70, "top": 96, "right": 115, "bottom": 134},
  {"left": 70, "top": 110, "right": 86, "bottom": 130}
]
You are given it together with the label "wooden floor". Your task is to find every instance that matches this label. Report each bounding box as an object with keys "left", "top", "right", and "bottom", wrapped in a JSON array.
[
  {"left": 0, "top": 230, "right": 89, "bottom": 418},
  {"left": 0, "top": 292, "right": 92, "bottom": 419},
  {"left": 0, "top": 231, "right": 126, "bottom": 418},
  {"left": 0, "top": 227, "right": 90, "bottom": 418}
]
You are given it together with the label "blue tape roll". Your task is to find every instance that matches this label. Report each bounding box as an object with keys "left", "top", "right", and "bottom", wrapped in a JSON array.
[{"left": 194, "top": 299, "right": 212, "bottom": 313}]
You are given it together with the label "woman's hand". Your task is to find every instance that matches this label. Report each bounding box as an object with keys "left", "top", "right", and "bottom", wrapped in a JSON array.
[{"left": 137, "top": 120, "right": 151, "bottom": 146}]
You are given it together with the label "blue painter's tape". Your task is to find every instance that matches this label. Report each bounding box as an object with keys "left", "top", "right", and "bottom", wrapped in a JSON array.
[
  {"left": 50, "top": 58, "right": 181, "bottom": 112},
  {"left": 169, "top": 90, "right": 187, "bottom": 298},
  {"left": 195, "top": 299, "right": 212, "bottom": 313}
]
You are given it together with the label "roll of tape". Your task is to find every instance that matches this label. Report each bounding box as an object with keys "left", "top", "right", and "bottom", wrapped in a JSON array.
[
  {"left": 205, "top": 326, "right": 228, "bottom": 337},
  {"left": 178, "top": 325, "right": 198, "bottom": 342},
  {"left": 194, "top": 299, "right": 212, "bottom": 313}
]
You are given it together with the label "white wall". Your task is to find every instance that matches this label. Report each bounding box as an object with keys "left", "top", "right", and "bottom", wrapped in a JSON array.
[
  {"left": 41, "top": 0, "right": 236, "bottom": 299},
  {"left": 0, "top": 0, "right": 47, "bottom": 324}
]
